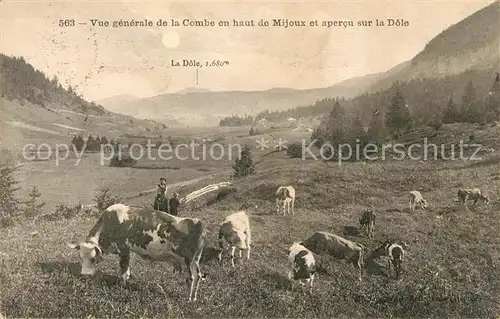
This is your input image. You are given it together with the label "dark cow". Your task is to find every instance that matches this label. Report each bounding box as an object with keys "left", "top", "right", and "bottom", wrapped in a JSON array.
[
  {"left": 303, "top": 231, "right": 366, "bottom": 281},
  {"left": 369, "top": 240, "right": 408, "bottom": 279},
  {"left": 68, "top": 204, "right": 205, "bottom": 302},
  {"left": 359, "top": 209, "right": 376, "bottom": 238}
]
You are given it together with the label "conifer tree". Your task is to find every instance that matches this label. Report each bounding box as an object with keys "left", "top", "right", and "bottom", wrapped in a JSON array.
[
  {"left": 232, "top": 144, "right": 255, "bottom": 178},
  {"left": 385, "top": 87, "right": 412, "bottom": 138}
]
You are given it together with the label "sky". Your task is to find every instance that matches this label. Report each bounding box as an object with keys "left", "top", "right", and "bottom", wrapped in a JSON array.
[{"left": 0, "top": 0, "right": 495, "bottom": 101}]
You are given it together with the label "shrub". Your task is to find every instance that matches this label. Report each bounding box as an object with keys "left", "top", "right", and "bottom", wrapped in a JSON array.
[
  {"left": 232, "top": 144, "right": 255, "bottom": 179},
  {"left": 0, "top": 165, "right": 21, "bottom": 227},
  {"left": 109, "top": 155, "right": 137, "bottom": 167},
  {"left": 40, "top": 203, "right": 82, "bottom": 221},
  {"left": 286, "top": 142, "right": 303, "bottom": 158},
  {"left": 23, "top": 186, "right": 46, "bottom": 219},
  {"left": 94, "top": 188, "right": 121, "bottom": 212}
]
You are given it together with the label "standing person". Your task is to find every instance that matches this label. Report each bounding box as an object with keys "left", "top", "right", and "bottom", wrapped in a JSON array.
[
  {"left": 154, "top": 177, "right": 168, "bottom": 212},
  {"left": 169, "top": 192, "right": 181, "bottom": 216}
]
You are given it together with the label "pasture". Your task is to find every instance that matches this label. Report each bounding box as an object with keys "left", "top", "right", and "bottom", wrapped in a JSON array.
[{"left": 1, "top": 124, "right": 500, "bottom": 318}]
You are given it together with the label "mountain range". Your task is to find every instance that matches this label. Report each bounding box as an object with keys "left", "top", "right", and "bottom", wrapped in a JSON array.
[
  {"left": 1, "top": 0, "right": 498, "bottom": 146},
  {"left": 96, "top": 1, "right": 499, "bottom": 126}
]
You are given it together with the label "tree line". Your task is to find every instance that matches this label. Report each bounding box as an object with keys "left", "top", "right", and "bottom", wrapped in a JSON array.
[
  {"left": 0, "top": 54, "right": 106, "bottom": 115},
  {"left": 70, "top": 134, "right": 112, "bottom": 152},
  {"left": 219, "top": 115, "right": 254, "bottom": 126},
  {"left": 311, "top": 73, "right": 500, "bottom": 155},
  {"left": 254, "top": 69, "right": 498, "bottom": 124}
]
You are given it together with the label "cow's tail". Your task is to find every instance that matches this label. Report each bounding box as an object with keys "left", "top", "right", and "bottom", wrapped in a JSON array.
[{"left": 284, "top": 187, "right": 290, "bottom": 199}]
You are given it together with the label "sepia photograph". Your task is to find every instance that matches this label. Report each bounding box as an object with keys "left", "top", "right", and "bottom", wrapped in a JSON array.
[{"left": 0, "top": 0, "right": 499, "bottom": 317}]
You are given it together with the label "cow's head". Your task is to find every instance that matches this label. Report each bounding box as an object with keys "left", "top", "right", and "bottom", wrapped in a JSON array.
[
  {"left": 421, "top": 199, "right": 428, "bottom": 209},
  {"left": 67, "top": 242, "right": 103, "bottom": 276},
  {"left": 276, "top": 187, "right": 287, "bottom": 200},
  {"left": 483, "top": 195, "right": 490, "bottom": 205}
]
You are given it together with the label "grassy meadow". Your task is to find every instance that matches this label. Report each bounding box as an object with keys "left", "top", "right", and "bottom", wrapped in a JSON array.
[{"left": 1, "top": 123, "right": 500, "bottom": 318}]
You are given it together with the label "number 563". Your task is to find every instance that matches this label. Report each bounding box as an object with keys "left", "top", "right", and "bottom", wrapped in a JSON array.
[{"left": 59, "top": 19, "right": 75, "bottom": 27}]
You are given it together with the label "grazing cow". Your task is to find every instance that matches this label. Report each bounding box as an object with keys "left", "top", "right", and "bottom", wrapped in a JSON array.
[
  {"left": 370, "top": 240, "right": 408, "bottom": 279},
  {"left": 302, "top": 231, "right": 366, "bottom": 281},
  {"left": 409, "top": 190, "right": 428, "bottom": 213},
  {"left": 67, "top": 204, "right": 205, "bottom": 302},
  {"left": 218, "top": 211, "right": 251, "bottom": 267},
  {"left": 287, "top": 241, "right": 316, "bottom": 293},
  {"left": 359, "top": 209, "right": 376, "bottom": 238},
  {"left": 458, "top": 188, "right": 490, "bottom": 211},
  {"left": 276, "top": 186, "right": 296, "bottom": 216}
]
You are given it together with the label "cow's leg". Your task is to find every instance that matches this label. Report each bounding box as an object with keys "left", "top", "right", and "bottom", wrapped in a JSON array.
[
  {"left": 276, "top": 198, "right": 280, "bottom": 215},
  {"left": 393, "top": 259, "right": 401, "bottom": 279},
  {"left": 245, "top": 229, "right": 251, "bottom": 261},
  {"left": 308, "top": 273, "right": 314, "bottom": 294},
  {"left": 357, "top": 252, "right": 363, "bottom": 281},
  {"left": 246, "top": 244, "right": 251, "bottom": 261},
  {"left": 118, "top": 249, "right": 131, "bottom": 285},
  {"left": 239, "top": 249, "right": 242, "bottom": 259},
  {"left": 230, "top": 246, "right": 236, "bottom": 267},
  {"left": 187, "top": 259, "right": 202, "bottom": 302},
  {"left": 185, "top": 259, "right": 194, "bottom": 301},
  {"left": 409, "top": 199, "right": 413, "bottom": 212},
  {"left": 287, "top": 260, "right": 294, "bottom": 280},
  {"left": 184, "top": 257, "right": 199, "bottom": 302},
  {"left": 291, "top": 199, "right": 295, "bottom": 215}
]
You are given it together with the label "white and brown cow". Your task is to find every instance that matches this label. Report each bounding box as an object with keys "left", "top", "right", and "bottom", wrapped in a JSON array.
[
  {"left": 369, "top": 240, "right": 408, "bottom": 279},
  {"left": 302, "top": 231, "right": 366, "bottom": 281},
  {"left": 218, "top": 211, "right": 251, "bottom": 267},
  {"left": 458, "top": 188, "right": 490, "bottom": 211},
  {"left": 409, "top": 190, "right": 428, "bottom": 213},
  {"left": 276, "top": 186, "right": 296, "bottom": 216},
  {"left": 67, "top": 204, "right": 205, "bottom": 302},
  {"left": 287, "top": 241, "right": 316, "bottom": 293}
]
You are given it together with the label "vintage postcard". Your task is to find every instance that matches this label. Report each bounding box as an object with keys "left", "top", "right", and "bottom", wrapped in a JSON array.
[{"left": 0, "top": 0, "right": 499, "bottom": 317}]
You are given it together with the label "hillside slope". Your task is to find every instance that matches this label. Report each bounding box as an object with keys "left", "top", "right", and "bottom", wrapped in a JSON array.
[
  {"left": 0, "top": 54, "right": 169, "bottom": 150},
  {"left": 369, "top": 1, "right": 499, "bottom": 92},
  {"left": 1, "top": 126, "right": 499, "bottom": 317}
]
